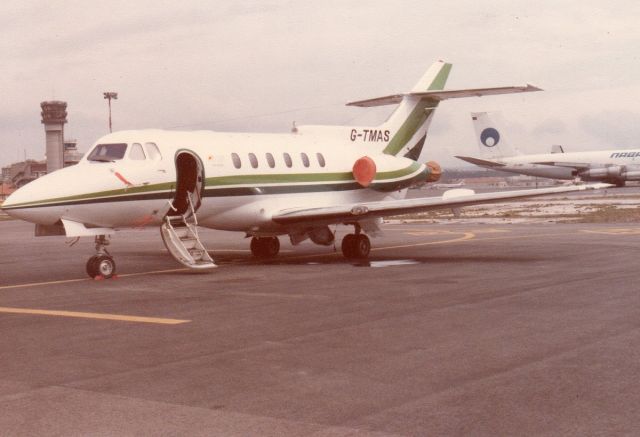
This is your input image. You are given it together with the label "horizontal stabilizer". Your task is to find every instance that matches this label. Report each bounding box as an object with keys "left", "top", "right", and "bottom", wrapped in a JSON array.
[
  {"left": 347, "top": 84, "right": 541, "bottom": 107},
  {"left": 455, "top": 156, "right": 506, "bottom": 167}
]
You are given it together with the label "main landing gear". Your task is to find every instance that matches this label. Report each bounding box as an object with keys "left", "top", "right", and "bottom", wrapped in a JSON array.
[
  {"left": 86, "top": 235, "right": 116, "bottom": 279},
  {"left": 249, "top": 226, "right": 371, "bottom": 260},
  {"left": 250, "top": 236, "right": 280, "bottom": 258},
  {"left": 341, "top": 224, "right": 371, "bottom": 259}
]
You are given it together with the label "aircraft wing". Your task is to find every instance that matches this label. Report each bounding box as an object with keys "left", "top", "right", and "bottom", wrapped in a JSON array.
[
  {"left": 532, "top": 161, "right": 591, "bottom": 170},
  {"left": 455, "top": 156, "right": 506, "bottom": 167},
  {"left": 347, "top": 84, "right": 541, "bottom": 107},
  {"left": 271, "top": 183, "right": 611, "bottom": 225}
]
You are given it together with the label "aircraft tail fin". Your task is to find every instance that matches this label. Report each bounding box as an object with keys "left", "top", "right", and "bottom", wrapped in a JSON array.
[
  {"left": 471, "top": 111, "right": 520, "bottom": 159},
  {"left": 372, "top": 61, "right": 451, "bottom": 158},
  {"left": 345, "top": 61, "right": 540, "bottom": 159}
]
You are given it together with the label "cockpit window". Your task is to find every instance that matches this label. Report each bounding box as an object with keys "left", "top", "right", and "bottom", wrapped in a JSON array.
[
  {"left": 88, "top": 143, "right": 127, "bottom": 162},
  {"left": 129, "top": 143, "right": 146, "bottom": 160},
  {"left": 144, "top": 142, "right": 162, "bottom": 161}
]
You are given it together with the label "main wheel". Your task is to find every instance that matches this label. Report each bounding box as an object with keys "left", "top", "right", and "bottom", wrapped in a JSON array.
[
  {"left": 263, "top": 237, "right": 280, "bottom": 257},
  {"left": 94, "top": 255, "right": 116, "bottom": 279},
  {"left": 353, "top": 234, "right": 371, "bottom": 259},
  {"left": 250, "top": 237, "right": 280, "bottom": 258},
  {"left": 341, "top": 234, "right": 357, "bottom": 258}
]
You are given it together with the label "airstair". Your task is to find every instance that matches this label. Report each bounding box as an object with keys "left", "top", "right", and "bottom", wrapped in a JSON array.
[{"left": 160, "top": 194, "right": 217, "bottom": 270}]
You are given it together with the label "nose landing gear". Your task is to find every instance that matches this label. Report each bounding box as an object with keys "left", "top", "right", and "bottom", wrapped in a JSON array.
[{"left": 86, "top": 235, "right": 116, "bottom": 279}]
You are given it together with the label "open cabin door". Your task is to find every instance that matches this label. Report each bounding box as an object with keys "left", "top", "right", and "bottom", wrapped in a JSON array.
[
  {"left": 161, "top": 151, "right": 216, "bottom": 270},
  {"left": 170, "top": 151, "right": 204, "bottom": 217}
]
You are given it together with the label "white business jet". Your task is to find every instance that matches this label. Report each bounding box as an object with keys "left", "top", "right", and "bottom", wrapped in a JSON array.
[
  {"left": 1, "top": 61, "right": 609, "bottom": 278},
  {"left": 457, "top": 111, "right": 640, "bottom": 186}
]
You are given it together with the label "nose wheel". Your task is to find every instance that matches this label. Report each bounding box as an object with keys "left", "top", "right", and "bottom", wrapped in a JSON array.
[
  {"left": 86, "top": 254, "right": 116, "bottom": 279},
  {"left": 86, "top": 235, "right": 117, "bottom": 279}
]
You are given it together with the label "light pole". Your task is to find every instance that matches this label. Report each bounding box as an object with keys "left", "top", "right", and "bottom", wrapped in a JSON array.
[{"left": 103, "top": 92, "right": 118, "bottom": 132}]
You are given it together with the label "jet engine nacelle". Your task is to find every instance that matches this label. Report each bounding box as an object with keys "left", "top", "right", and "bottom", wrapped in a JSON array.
[
  {"left": 622, "top": 170, "right": 640, "bottom": 180},
  {"left": 352, "top": 155, "right": 441, "bottom": 190},
  {"left": 580, "top": 166, "right": 623, "bottom": 179},
  {"left": 309, "top": 226, "right": 335, "bottom": 246},
  {"left": 352, "top": 156, "right": 377, "bottom": 187},
  {"left": 425, "top": 161, "right": 442, "bottom": 182}
]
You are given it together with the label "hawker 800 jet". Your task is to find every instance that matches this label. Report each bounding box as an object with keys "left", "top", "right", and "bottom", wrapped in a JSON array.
[
  {"left": 1, "top": 61, "right": 609, "bottom": 278},
  {"left": 457, "top": 111, "right": 640, "bottom": 186}
]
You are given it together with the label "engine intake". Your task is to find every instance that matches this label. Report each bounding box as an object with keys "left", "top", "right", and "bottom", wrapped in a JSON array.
[{"left": 352, "top": 156, "right": 377, "bottom": 187}]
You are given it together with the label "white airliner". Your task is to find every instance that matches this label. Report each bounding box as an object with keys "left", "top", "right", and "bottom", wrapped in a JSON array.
[
  {"left": 457, "top": 111, "right": 640, "bottom": 186},
  {"left": 1, "top": 61, "right": 609, "bottom": 278}
]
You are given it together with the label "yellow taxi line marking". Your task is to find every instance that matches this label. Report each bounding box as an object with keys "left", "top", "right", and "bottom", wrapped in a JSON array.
[
  {"left": 222, "top": 291, "right": 328, "bottom": 300},
  {"left": 112, "top": 268, "right": 189, "bottom": 278},
  {"left": 372, "top": 232, "right": 476, "bottom": 251},
  {"left": 580, "top": 228, "right": 640, "bottom": 235},
  {"left": 0, "top": 268, "right": 190, "bottom": 291},
  {"left": 0, "top": 306, "right": 190, "bottom": 324},
  {"left": 0, "top": 277, "right": 88, "bottom": 291},
  {"left": 470, "top": 232, "right": 589, "bottom": 242}
]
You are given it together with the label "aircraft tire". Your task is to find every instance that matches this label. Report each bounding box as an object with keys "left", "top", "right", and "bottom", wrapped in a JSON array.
[
  {"left": 353, "top": 234, "right": 371, "bottom": 259},
  {"left": 94, "top": 255, "right": 116, "bottom": 279},
  {"left": 250, "top": 237, "right": 280, "bottom": 258},
  {"left": 341, "top": 234, "right": 357, "bottom": 258},
  {"left": 263, "top": 237, "right": 280, "bottom": 257},
  {"left": 86, "top": 255, "right": 100, "bottom": 278}
]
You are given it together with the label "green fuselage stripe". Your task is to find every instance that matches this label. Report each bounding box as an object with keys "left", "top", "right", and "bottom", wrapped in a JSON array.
[{"left": 3, "top": 163, "right": 424, "bottom": 209}]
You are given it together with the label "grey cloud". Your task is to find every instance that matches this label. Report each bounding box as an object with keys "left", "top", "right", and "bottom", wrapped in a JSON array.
[{"left": 4, "top": 0, "right": 640, "bottom": 168}]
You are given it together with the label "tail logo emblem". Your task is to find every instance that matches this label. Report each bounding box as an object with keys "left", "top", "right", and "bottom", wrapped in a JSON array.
[{"left": 480, "top": 127, "right": 500, "bottom": 147}]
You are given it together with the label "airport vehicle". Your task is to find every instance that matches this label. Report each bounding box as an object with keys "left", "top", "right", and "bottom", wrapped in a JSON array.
[
  {"left": 457, "top": 111, "right": 640, "bottom": 186},
  {"left": 1, "top": 61, "right": 609, "bottom": 278},
  {"left": 430, "top": 181, "right": 465, "bottom": 189}
]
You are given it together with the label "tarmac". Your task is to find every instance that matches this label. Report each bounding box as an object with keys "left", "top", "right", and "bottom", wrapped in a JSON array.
[{"left": 1, "top": 219, "right": 640, "bottom": 435}]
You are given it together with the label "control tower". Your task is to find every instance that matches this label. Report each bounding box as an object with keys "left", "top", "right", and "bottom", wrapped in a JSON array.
[{"left": 40, "top": 101, "right": 67, "bottom": 173}]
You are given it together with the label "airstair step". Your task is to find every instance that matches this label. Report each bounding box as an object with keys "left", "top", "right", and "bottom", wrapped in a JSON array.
[{"left": 161, "top": 195, "right": 215, "bottom": 270}]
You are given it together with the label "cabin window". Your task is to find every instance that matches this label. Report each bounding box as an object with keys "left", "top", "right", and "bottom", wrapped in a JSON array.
[
  {"left": 145, "top": 142, "right": 162, "bottom": 160},
  {"left": 316, "top": 153, "right": 326, "bottom": 168},
  {"left": 301, "top": 152, "right": 310, "bottom": 168},
  {"left": 129, "top": 143, "right": 146, "bottom": 160},
  {"left": 283, "top": 152, "right": 292, "bottom": 168},
  {"left": 266, "top": 153, "right": 275, "bottom": 168},
  {"left": 248, "top": 153, "right": 258, "bottom": 169},
  {"left": 231, "top": 153, "right": 242, "bottom": 169},
  {"left": 87, "top": 143, "right": 127, "bottom": 162}
]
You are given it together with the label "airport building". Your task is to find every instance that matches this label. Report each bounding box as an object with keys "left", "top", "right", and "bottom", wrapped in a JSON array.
[{"left": 1, "top": 100, "right": 83, "bottom": 197}]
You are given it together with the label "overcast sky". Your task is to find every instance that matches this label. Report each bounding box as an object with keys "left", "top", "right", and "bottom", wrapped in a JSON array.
[{"left": 3, "top": 1, "right": 640, "bottom": 169}]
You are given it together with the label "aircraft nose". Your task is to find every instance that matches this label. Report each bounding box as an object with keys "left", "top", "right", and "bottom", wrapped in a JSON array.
[
  {"left": 2, "top": 185, "right": 26, "bottom": 211},
  {"left": 1, "top": 180, "right": 40, "bottom": 220},
  {"left": 1, "top": 171, "right": 67, "bottom": 224}
]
